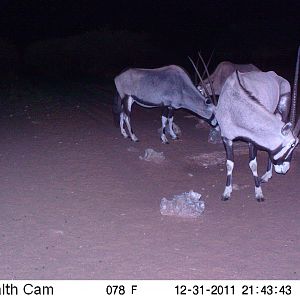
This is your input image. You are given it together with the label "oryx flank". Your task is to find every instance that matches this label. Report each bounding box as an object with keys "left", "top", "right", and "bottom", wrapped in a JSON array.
[
  {"left": 198, "top": 61, "right": 260, "bottom": 96},
  {"left": 113, "top": 65, "right": 216, "bottom": 143},
  {"left": 214, "top": 46, "right": 300, "bottom": 201}
]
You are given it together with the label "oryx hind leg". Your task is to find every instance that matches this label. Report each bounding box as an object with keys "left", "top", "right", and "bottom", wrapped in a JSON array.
[
  {"left": 161, "top": 106, "right": 169, "bottom": 144},
  {"left": 249, "top": 143, "right": 264, "bottom": 202},
  {"left": 222, "top": 137, "right": 234, "bottom": 201},
  {"left": 120, "top": 111, "right": 128, "bottom": 139},
  {"left": 123, "top": 95, "right": 139, "bottom": 142},
  {"left": 161, "top": 106, "right": 177, "bottom": 144},
  {"left": 167, "top": 107, "right": 178, "bottom": 140}
]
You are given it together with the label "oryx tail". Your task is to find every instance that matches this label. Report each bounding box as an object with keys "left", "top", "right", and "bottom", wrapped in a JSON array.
[{"left": 113, "top": 90, "right": 122, "bottom": 127}]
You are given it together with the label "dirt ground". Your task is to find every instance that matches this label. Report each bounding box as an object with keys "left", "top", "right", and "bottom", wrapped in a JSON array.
[{"left": 0, "top": 87, "right": 299, "bottom": 280}]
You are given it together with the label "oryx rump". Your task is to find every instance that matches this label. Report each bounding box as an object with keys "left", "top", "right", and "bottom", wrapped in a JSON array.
[{"left": 113, "top": 65, "right": 216, "bottom": 143}]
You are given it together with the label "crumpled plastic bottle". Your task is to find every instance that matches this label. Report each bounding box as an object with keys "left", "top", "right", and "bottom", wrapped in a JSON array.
[
  {"left": 139, "top": 148, "right": 165, "bottom": 164},
  {"left": 160, "top": 190, "right": 205, "bottom": 218}
]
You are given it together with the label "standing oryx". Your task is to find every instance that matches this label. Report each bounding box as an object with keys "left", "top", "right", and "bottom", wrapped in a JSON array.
[
  {"left": 197, "top": 61, "right": 260, "bottom": 96},
  {"left": 113, "top": 65, "right": 216, "bottom": 143},
  {"left": 210, "top": 46, "right": 300, "bottom": 202}
]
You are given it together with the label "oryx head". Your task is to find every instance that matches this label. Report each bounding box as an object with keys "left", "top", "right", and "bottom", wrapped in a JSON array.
[
  {"left": 189, "top": 53, "right": 217, "bottom": 126},
  {"left": 273, "top": 46, "right": 300, "bottom": 174},
  {"left": 272, "top": 122, "right": 299, "bottom": 173}
]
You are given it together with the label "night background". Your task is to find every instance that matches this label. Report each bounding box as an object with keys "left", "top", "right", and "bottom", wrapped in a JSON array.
[{"left": 0, "top": 0, "right": 299, "bottom": 81}]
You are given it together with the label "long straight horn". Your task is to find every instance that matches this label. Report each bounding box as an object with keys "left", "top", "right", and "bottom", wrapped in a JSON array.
[
  {"left": 193, "top": 56, "right": 200, "bottom": 85},
  {"left": 290, "top": 45, "right": 300, "bottom": 127},
  {"left": 293, "top": 117, "right": 300, "bottom": 136},
  {"left": 198, "top": 52, "right": 217, "bottom": 105},
  {"left": 201, "top": 48, "right": 215, "bottom": 79},
  {"left": 188, "top": 56, "right": 211, "bottom": 100}
]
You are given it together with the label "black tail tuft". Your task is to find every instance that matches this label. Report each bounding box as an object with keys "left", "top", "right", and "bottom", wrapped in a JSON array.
[{"left": 112, "top": 90, "right": 122, "bottom": 127}]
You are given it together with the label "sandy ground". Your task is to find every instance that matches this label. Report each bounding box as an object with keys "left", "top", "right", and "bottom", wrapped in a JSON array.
[{"left": 0, "top": 87, "right": 299, "bottom": 280}]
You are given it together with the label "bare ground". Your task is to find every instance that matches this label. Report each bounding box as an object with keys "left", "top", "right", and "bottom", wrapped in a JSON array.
[{"left": 0, "top": 88, "right": 299, "bottom": 280}]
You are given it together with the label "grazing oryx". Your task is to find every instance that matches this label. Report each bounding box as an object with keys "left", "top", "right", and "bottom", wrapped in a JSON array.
[
  {"left": 113, "top": 65, "right": 216, "bottom": 143},
  {"left": 211, "top": 46, "right": 300, "bottom": 202},
  {"left": 197, "top": 61, "right": 260, "bottom": 96}
]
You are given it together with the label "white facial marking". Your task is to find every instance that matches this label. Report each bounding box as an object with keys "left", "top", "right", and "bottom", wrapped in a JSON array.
[
  {"left": 274, "top": 162, "right": 290, "bottom": 174},
  {"left": 273, "top": 138, "right": 297, "bottom": 161}
]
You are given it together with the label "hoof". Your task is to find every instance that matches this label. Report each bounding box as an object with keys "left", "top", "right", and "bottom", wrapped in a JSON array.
[
  {"left": 221, "top": 196, "right": 230, "bottom": 201},
  {"left": 130, "top": 134, "right": 139, "bottom": 142},
  {"left": 161, "top": 136, "right": 169, "bottom": 144},
  {"left": 256, "top": 197, "right": 265, "bottom": 202}
]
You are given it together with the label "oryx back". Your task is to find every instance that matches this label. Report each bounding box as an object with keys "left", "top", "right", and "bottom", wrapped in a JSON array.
[{"left": 204, "top": 61, "right": 260, "bottom": 95}]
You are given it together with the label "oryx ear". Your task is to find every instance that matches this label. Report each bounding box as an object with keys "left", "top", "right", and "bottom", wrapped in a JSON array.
[{"left": 281, "top": 122, "right": 293, "bottom": 136}]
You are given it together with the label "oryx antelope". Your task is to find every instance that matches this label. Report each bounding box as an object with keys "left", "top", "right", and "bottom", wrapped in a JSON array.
[
  {"left": 197, "top": 61, "right": 260, "bottom": 96},
  {"left": 113, "top": 65, "right": 216, "bottom": 143},
  {"left": 212, "top": 46, "right": 300, "bottom": 201}
]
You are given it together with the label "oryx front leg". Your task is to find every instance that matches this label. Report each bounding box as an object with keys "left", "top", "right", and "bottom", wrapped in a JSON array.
[
  {"left": 222, "top": 138, "right": 234, "bottom": 201},
  {"left": 249, "top": 143, "right": 264, "bottom": 202},
  {"left": 123, "top": 96, "right": 139, "bottom": 142},
  {"left": 260, "top": 158, "right": 273, "bottom": 183}
]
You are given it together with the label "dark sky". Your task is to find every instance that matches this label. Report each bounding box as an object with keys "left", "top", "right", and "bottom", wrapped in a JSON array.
[
  {"left": 0, "top": 0, "right": 299, "bottom": 47},
  {"left": 0, "top": 0, "right": 299, "bottom": 78}
]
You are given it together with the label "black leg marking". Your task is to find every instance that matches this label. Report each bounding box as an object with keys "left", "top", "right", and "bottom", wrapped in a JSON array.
[
  {"left": 260, "top": 157, "right": 273, "bottom": 184},
  {"left": 222, "top": 137, "right": 234, "bottom": 201},
  {"left": 249, "top": 143, "right": 260, "bottom": 187},
  {"left": 167, "top": 107, "right": 174, "bottom": 119},
  {"left": 249, "top": 143, "right": 264, "bottom": 202}
]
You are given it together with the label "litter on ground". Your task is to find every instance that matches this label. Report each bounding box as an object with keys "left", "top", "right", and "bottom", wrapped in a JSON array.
[
  {"left": 139, "top": 148, "right": 166, "bottom": 164},
  {"left": 160, "top": 190, "right": 205, "bottom": 218}
]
